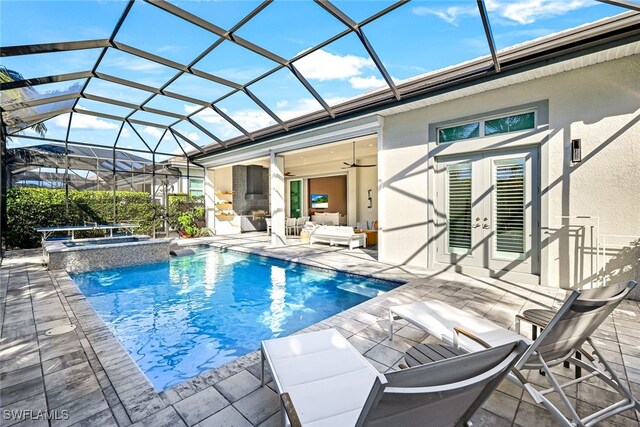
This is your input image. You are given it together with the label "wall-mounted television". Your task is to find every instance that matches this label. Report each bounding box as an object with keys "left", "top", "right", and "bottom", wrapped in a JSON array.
[{"left": 311, "top": 194, "right": 329, "bottom": 209}]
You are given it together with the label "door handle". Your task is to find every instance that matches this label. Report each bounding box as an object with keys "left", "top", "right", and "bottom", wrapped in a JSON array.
[
  {"left": 482, "top": 223, "right": 490, "bottom": 229},
  {"left": 473, "top": 223, "right": 481, "bottom": 228}
]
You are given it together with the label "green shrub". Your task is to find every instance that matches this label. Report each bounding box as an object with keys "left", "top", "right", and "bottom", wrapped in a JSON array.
[{"left": 6, "top": 188, "right": 163, "bottom": 249}]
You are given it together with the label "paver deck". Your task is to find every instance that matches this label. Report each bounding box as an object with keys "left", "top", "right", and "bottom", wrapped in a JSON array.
[{"left": 1, "top": 233, "right": 639, "bottom": 426}]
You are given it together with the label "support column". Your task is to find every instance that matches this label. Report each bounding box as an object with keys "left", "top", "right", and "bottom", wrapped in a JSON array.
[
  {"left": 347, "top": 168, "right": 357, "bottom": 226},
  {"left": 270, "top": 152, "right": 286, "bottom": 246},
  {"left": 204, "top": 168, "right": 216, "bottom": 233}
]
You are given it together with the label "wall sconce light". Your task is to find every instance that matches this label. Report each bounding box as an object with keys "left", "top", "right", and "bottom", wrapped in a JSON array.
[{"left": 571, "top": 139, "right": 581, "bottom": 163}]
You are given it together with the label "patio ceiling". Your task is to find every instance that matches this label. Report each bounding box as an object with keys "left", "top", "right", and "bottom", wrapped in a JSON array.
[{"left": 1, "top": 0, "right": 639, "bottom": 162}]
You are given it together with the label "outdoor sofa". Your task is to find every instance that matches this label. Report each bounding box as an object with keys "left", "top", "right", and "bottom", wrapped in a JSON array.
[
  {"left": 309, "top": 225, "right": 366, "bottom": 250},
  {"left": 310, "top": 212, "right": 340, "bottom": 226}
]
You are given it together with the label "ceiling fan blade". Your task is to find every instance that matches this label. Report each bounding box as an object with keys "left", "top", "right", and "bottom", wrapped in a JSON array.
[
  {"left": 354, "top": 164, "right": 376, "bottom": 168},
  {"left": 343, "top": 162, "right": 351, "bottom": 166}
]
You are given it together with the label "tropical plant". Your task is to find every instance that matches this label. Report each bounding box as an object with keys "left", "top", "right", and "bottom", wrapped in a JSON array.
[
  {"left": 167, "top": 193, "right": 207, "bottom": 237},
  {"left": 0, "top": 67, "right": 48, "bottom": 137}
]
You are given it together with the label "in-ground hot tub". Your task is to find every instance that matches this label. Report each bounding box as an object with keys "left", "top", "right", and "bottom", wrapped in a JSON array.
[{"left": 43, "top": 235, "right": 171, "bottom": 273}]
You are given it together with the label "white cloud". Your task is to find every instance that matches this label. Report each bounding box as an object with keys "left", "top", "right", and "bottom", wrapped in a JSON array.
[
  {"left": 144, "top": 126, "right": 164, "bottom": 138},
  {"left": 186, "top": 132, "right": 200, "bottom": 142},
  {"left": 187, "top": 106, "right": 225, "bottom": 126},
  {"left": 187, "top": 107, "right": 242, "bottom": 139},
  {"left": 103, "top": 55, "right": 166, "bottom": 73},
  {"left": 412, "top": 5, "right": 477, "bottom": 25},
  {"left": 156, "top": 44, "right": 180, "bottom": 53},
  {"left": 189, "top": 105, "right": 274, "bottom": 134},
  {"left": 229, "top": 110, "right": 275, "bottom": 132},
  {"left": 500, "top": 0, "right": 594, "bottom": 25},
  {"left": 348, "top": 75, "right": 388, "bottom": 90},
  {"left": 273, "top": 98, "right": 322, "bottom": 121},
  {"left": 276, "top": 100, "right": 289, "bottom": 108},
  {"left": 293, "top": 49, "right": 399, "bottom": 92},
  {"left": 414, "top": 0, "right": 595, "bottom": 26},
  {"left": 54, "top": 113, "right": 120, "bottom": 130},
  {"left": 294, "top": 49, "right": 376, "bottom": 81}
]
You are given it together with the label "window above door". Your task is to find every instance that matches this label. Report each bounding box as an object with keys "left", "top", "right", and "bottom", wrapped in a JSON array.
[{"left": 437, "top": 111, "right": 535, "bottom": 144}]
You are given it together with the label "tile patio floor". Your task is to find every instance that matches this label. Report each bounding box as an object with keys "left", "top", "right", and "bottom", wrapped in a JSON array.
[{"left": 1, "top": 233, "right": 639, "bottom": 426}]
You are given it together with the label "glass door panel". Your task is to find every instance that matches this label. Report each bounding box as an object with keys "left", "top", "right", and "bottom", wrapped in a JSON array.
[
  {"left": 494, "top": 159, "right": 525, "bottom": 260},
  {"left": 289, "top": 180, "right": 302, "bottom": 218},
  {"left": 447, "top": 163, "right": 472, "bottom": 255}
]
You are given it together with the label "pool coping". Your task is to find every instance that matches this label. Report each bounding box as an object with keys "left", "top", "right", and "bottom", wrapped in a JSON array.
[
  {"left": 54, "top": 238, "right": 425, "bottom": 423},
  {"left": 190, "top": 243, "right": 407, "bottom": 286},
  {"left": 43, "top": 235, "right": 161, "bottom": 254}
]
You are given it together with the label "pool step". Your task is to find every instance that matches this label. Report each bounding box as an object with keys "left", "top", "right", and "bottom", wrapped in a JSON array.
[{"left": 337, "top": 283, "right": 384, "bottom": 298}]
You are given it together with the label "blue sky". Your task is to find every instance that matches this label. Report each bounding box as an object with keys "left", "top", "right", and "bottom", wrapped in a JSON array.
[{"left": 1, "top": 0, "right": 634, "bottom": 156}]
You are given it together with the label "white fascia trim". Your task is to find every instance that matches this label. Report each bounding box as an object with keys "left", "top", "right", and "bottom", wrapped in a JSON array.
[{"left": 200, "top": 115, "right": 384, "bottom": 169}]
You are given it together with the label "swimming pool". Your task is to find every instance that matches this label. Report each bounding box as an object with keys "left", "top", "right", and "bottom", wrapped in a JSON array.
[{"left": 72, "top": 247, "right": 398, "bottom": 390}]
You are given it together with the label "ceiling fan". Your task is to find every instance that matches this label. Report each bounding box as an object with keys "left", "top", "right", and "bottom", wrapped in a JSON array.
[
  {"left": 284, "top": 172, "right": 296, "bottom": 177},
  {"left": 342, "top": 141, "right": 376, "bottom": 169}
]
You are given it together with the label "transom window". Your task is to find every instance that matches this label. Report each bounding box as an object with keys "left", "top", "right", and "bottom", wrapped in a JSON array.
[{"left": 438, "top": 111, "right": 535, "bottom": 144}]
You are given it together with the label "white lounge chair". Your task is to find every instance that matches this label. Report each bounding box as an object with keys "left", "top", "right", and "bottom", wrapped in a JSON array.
[
  {"left": 285, "top": 218, "right": 297, "bottom": 235},
  {"left": 389, "top": 280, "right": 639, "bottom": 427},
  {"left": 261, "top": 328, "right": 525, "bottom": 427},
  {"left": 294, "top": 216, "right": 308, "bottom": 235}
]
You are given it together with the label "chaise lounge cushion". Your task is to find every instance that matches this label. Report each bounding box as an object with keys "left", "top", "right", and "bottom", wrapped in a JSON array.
[
  {"left": 262, "top": 329, "right": 382, "bottom": 426},
  {"left": 391, "top": 300, "right": 530, "bottom": 352}
]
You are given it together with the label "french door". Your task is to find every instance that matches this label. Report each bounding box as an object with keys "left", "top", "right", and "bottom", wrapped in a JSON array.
[{"left": 436, "top": 148, "right": 539, "bottom": 276}]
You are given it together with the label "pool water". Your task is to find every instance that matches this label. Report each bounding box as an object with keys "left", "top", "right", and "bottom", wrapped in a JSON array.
[{"left": 72, "top": 247, "right": 398, "bottom": 390}]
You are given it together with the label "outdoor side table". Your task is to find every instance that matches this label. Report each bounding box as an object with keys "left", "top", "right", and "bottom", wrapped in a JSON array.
[
  {"left": 404, "top": 343, "right": 466, "bottom": 368},
  {"left": 516, "top": 308, "right": 582, "bottom": 377},
  {"left": 299, "top": 229, "right": 311, "bottom": 244}
]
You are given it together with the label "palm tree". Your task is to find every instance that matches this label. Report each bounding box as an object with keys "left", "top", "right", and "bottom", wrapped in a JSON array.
[{"left": 0, "top": 66, "right": 47, "bottom": 137}]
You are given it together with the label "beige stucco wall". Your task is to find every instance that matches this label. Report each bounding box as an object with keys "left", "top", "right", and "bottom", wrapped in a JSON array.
[{"left": 379, "top": 54, "right": 640, "bottom": 289}]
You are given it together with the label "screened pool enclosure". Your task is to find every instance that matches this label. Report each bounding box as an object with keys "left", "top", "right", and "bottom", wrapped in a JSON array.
[{"left": 1, "top": 0, "right": 639, "bottom": 251}]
